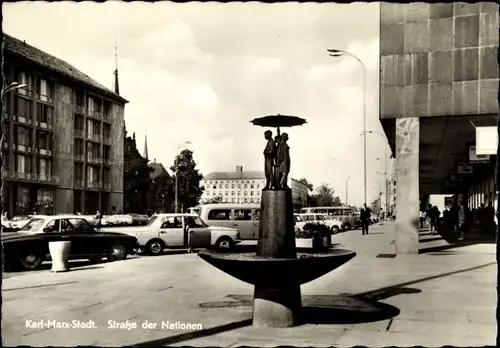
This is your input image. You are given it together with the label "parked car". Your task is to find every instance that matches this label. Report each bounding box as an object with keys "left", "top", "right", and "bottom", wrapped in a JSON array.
[
  {"left": 9, "top": 215, "right": 32, "bottom": 230},
  {"left": 129, "top": 214, "right": 150, "bottom": 225},
  {"left": 299, "top": 213, "right": 343, "bottom": 234},
  {"left": 199, "top": 203, "right": 260, "bottom": 240},
  {"left": 101, "top": 214, "right": 134, "bottom": 226},
  {"left": 2, "top": 215, "right": 139, "bottom": 271},
  {"left": 101, "top": 213, "right": 241, "bottom": 254}
]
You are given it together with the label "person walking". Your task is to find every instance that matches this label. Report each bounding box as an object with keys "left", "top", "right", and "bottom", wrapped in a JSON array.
[
  {"left": 360, "top": 203, "right": 371, "bottom": 235},
  {"left": 95, "top": 210, "right": 103, "bottom": 231},
  {"left": 484, "top": 201, "right": 495, "bottom": 237},
  {"left": 426, "top": 204, "right": 440, "bottom": 234},
  {"left": 419, "top": 210, "right": 425, "bottom": 229},
  {"left": 457, "top": 202, "right": 466, "bottom": 241}
]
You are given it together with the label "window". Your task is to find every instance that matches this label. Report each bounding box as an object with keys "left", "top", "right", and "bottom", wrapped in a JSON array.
[
  {"left": 237, "top": 192, "right": 240, "bottom": 196},
  {"left": 103, "top": 168, "right": 110, "bottom": 183},
  {"left": 238, "top": 184, "right": 241, "bottom": 189},
  {"left": 225, "top": 184, "right": 229, "bottom": 189},
  {"left": 103, "top": 100, "right": 112, "bottom": 117},
  {"left": 219, "top": 184, "right": 223, "bottom": 189},
  {"left": 20, "top": 218, "right": 44, "bottom": 232},
  {"left": 74, "top": 139, "right": 84, "bottom": 156},
  {"left": 88, "top": 96, "right": 95, "bottom": 113},
  {"left": 257, "top": 184, "right": 260, "bottom": 189},
  {"left": 16, "top": 126, "right": 30, "bottom": 146},
  {"left": 103, "top": 124, "right": 111, "bottom": 138},
  {"left": 160, "top": 216, "right": 182, "bottom": 229},
  {"left": 17, "top": 154, "right": 27, "bottom": 173},
  {"left": 74, "top": 163, "right": 83, "bottom": 181},
  {"left": 231, "top": 184, "right": 235, "bottom": 189},
  {"left": 207, "top": 209, "right": 231, "bottom": 220},
  {"left": 185, "top": 216, "right": 206, "bottom": 228},
  {"left": 103, "top": 146, "right": 110, "bottom": 160},
  {"left": 87, "top": 119, "right": 93, "bottom": 135},
  {"left": 251, "top": 185, "right": 254, "bottom": 189},
  {"left": 74, "top": 115, "right": 84, "bottom": 130},
  {"left": 244, "top": 198, "right": 248, "bottom": 203},
  {"left": 18, "top": 71, "right": 29, "bottom": 95},
  {"left": 43, "top": 220, "right": 59, "bottom": 232},
  {"left": 212, "top": 185, "right": 216, "bottom": 189},
  {"left": 37, "top": 132, "right": 49, "bottom": 150},
  {"left": 231, "top": 191, "right": 235, "bottom": 196},
  {"left": 250, "top": 191, "right": 254, "bottom": 196},
  {"left": 15, "top": 96, "right": 31, "bottom": 119},
  {"left": 67, "top": 218, "right": 90, "bottom": 232},
  {"left": 75, "top": 91, "right": 85, "bottom": 107},
  {"left": 39, "top": 158, "right": 47, "bottom": 176},
  {"left": 60, "top": 219, "right": 73, "bottom": 233},
  {"left": 38, "top": 78, "right": 53, "bottom": 102},
  {"left": 254, "top": 210, "right": 260, "bottom": 221},
  {"left": 234, "top": 209, "right": 252, "bottom": 221},
  {"left": 244, "top": 184, "right": 248, "bottom": 188}
]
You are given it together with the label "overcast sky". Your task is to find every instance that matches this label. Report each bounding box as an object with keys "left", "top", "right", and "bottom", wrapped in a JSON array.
[{"left": 4, "top": 2, "right": 390, "bottom": 206}]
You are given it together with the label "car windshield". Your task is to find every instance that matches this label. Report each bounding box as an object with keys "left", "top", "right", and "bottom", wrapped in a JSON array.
[
  {"left": 12, "top": 216, "right": 29, "bottom": 221},
  {"left": 18, "top": 218, "right": 45, "bottom": 232},
  {"left": 146, "top": 216, "right": 158, "bottom": 226}
]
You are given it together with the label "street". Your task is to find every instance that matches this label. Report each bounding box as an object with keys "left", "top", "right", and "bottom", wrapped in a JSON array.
[{"left": 3, "top": 222, "right": 496, "bottom": 347}]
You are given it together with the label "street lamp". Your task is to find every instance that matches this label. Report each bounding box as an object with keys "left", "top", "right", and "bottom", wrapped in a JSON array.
[
  {"left": 368, "top": 130, "right": 390, "bottom": 215},
  {"left": 327, "top": 48, "right": 367, "bottom": 205},
  {"left": 1, "top": 82, "right": 27, "bottom": 99},
  {"left": 340, "top": 176, "right": 350, "bottom": 206},
  {"left": 175, "top": 141, "right": 192, "bottom": 213}
]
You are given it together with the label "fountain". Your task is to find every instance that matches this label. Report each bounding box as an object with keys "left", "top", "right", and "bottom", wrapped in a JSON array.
[{"left": 198, "top": 114, "right": 356, "bottom": 328}]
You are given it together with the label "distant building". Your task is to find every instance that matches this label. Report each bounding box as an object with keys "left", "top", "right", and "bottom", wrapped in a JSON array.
[
  {"left": 149, "top": 160, "right": 170, "bottom": 182},
  {"left": 2, "top": 34, "right": 128, "bottom": 216},
  {"left": 200, "top": 166, "right": 308, "bottom": 210}
]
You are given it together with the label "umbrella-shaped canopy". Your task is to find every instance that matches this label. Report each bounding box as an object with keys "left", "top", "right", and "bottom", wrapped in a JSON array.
[{"left": 250, "top": 114, "right": 307, "bottom": 136}]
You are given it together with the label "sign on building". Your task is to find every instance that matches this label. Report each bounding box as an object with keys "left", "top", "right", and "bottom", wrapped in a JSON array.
[
  {"left": 457, "top": 162, "right": 473, "bottom": 174},
  {"left": 468, "top": 145, "right": 490, "bottom": 163},
  {"left": 476, "top": 126, "right": 497, "bottom": 155}
]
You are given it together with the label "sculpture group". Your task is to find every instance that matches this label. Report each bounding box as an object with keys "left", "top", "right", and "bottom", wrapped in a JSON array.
[{"left": 264, "top": 130, "right": 290, "bottom": 190}]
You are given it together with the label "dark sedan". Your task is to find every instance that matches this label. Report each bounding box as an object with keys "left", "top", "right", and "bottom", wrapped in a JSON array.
[{"left": 2, "top": 215, "right": 139, "bottom": 271}]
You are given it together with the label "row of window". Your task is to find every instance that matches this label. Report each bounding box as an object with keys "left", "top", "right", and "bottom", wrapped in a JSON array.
[
  {"left": 207, "top": 209, "right": 259, "bottom": 221},
  {"left": 74, "top": 162, "right": 111, "bottom": 183},
  {"left": 73, "top": 139, "right": 111, "bottom": 160},
  {"left": 7, "top": 125, "right": 53, "bottom": 150},
  {"left": 203, "top": 180, "right": 265, "bottom": 185},
  {"left": 9, "top": 154, "right": 53, "bottom": 176},
  {"left": 214, "top": 198, "right": 260, "bottom": 204},
  {"left": 206, "top": 191, "right": 258, "bottom": 197},
  {"left": 15, "top": 70, "right": 55, "bottom": 103},
  {"left": 4, "top": 95, "right": 54, "bottom": 123},
  {"left": 75, "top": 91, "right": 112, "bottom": 117},
  {"left": 206, "top": 183, "right": 262, "bottom": 190},
  {"left": 74, "top": 115, "right": 112, "bottom": 138}
]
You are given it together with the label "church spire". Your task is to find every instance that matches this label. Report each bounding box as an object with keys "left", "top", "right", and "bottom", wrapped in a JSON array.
[
  {"left": 143, "top": 131, "right": 149, "bottom": 161},
  {"left": 113, "top": 41, "right": 120, "bottom": 95}
]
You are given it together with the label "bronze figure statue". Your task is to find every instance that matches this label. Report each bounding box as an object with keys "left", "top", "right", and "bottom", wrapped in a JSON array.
[
  {"left": 263, "top": 130, "right": 276, "bottom": 190},
  {"left": 276, "top": 132, "right": 290, "bottom": 189},
  {"left": 273, "top": 135, "right": 282, "bottom": 189}
]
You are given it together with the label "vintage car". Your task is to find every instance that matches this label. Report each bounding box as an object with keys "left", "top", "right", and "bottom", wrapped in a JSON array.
[
  {"left": 101, "top": 214, "right": 134, "bottom": 226},
  {"left": 129, "top": 214, "right": 150, "bottom": 225},
  {"left": 100, "top": 213, "right": 241, "bottom": 254},
  {"left": 8, "top": 215, "right": 32, "bottom": 230},
  {"left": 299, "top": 213, "right": 343, "bottom": 234},
  {"left": 2, "top": 215, "right": 139, "bottom": 271}
]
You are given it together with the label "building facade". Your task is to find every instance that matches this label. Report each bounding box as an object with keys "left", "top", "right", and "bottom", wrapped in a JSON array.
[
  {"left": 379, "top": 3, "right": 499, "bottom": 253},
  {"left": 200, "top": 166, "right": 308, "bottom": 210},
  {"left": 2, "top": 34, "right": 128, "bottom": 216}
]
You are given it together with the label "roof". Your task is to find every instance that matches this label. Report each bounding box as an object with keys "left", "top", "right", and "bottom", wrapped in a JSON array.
[
  {"left": 149, "top": 162, "right": 170, "bottom": 181},
  {"left": 202, "top": 171, "right": 265, "bottom": 180},
  {"left": 200, "top": 203, "right": 260, "bottom": 209},
  {"left": 3, "top": 33, "right": 128, "bottom": 104}
]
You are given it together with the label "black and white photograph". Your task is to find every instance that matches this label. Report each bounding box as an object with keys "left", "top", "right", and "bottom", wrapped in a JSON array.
[{"left": 1, "top": 1, "right": 498, "bottom": 346}]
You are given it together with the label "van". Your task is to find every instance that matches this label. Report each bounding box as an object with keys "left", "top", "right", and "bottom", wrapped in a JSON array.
[{"left": 199, "top": 203, "right": 260, "bottom": 240}]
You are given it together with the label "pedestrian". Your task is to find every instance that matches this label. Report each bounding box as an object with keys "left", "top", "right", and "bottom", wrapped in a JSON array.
[
  {"left": 378, "top": 209, "right": 385, "bottom": 225},
  {"left": 95, "top": 210, "right": 102, "bottom": 230},
  {"left": 360, "top": 203, "right": 371, "bottom": 235},
  {"left": 484, "top": 201, "right": 495, "bottom": 236},
  {"left": 426, "top": 204, "right": 438, "bottom": 234},
  {"left": 457, "top": 202, "right": 466, "bottom": 241},
  {"left": 419, "top": 210, "right": 425, "bottom": 229}
]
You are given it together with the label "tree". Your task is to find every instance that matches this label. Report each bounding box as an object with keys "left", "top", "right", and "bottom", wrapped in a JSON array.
[
  {"left": 311, "top": 184, "right": 337, "bottom": 207},
  {"left": 202, "top": 196, "right": 223, "bottom": 204},
  {"left": 123, "top": 133, "right": 154, "bottom": 214},
  {"left": 152, "top": 172, "right": 174, "bottom": 213},
  {"left": 170, "top": 149, "right": 204, "bottom": 212}
]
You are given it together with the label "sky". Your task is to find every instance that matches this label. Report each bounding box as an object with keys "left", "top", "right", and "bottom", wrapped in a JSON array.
[{"left": 3, "top": 1, "right": 391, "bottom": 206}]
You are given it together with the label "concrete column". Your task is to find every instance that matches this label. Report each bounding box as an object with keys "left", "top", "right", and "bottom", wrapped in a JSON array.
[
  {"left": 81, "top": 190, "right": 86, "bottom": 214},
  {"left": 395, "top": 117, "right": 419, "bottom": 254}
]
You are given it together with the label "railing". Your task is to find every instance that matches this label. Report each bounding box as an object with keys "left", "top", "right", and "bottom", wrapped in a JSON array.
[
  {"left": 14, "top": 144, "right": 32, "bottom": 153},
  {"left": 38, "top": 174, "right": 59, "bottom": 184},
  {"left": 87, "top": 110, "right": 102, "bottom": 120},
  {"left": 37, "top": 120, "right": 53, "bottom": 130},
  {"left": 38, "top": 148, "right": 53, "bottom": 156},
  {"left": 37, "top": 93, "right": 54, "bottom": 104},
  {"left": 87, "top": 133, "right": 101, "bottom": 142},
  {"left": 74, "top": 129, "right": 84, "bottom": 138},
  {"left": 2, "top": 171, "right": 59, "bottom": 184},
  {"left": 74, "top": 105, "right": 85, "bottom": 115},
  {"left": 74, "top": 154, "right": 85, "bottom": 161},
  {"left": 14, "top": 115, "right": 32, "bottom": 125}
]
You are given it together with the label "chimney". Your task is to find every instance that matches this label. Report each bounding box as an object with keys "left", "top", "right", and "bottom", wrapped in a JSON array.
[{"left": 236, "top": 165, "right": 243, "bottom": 173}]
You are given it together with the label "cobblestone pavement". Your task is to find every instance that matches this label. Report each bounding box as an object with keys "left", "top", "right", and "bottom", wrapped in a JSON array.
[{"left": 2, "top": 222, "right": 496, "bottom": 346}]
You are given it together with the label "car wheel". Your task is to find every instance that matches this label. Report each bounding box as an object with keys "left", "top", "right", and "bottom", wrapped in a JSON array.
[
  {"left": 145, "top": 239, "right": 165, "bottom": 255},
  {"left": 107, "top": 244, "right": 127, "bottom": 261},
  {"left": 331, "top": 226, "right": 340, "bottom": 234},
  {"left": 19, "top": 253, "right": 43, "bottom": 270},
  {"left": 215, "top": 237, "right": 233, "bottom": 251}
]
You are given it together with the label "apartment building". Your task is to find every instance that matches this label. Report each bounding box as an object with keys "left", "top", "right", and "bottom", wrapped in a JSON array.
[
  {"left": 1, "top": 34, "right": 127, "bottom": 216},
  {"left": 200, "top": 166, "right": 308, "bottom": 210}
]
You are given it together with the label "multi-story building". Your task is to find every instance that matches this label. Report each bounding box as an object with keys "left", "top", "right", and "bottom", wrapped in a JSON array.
[
  {"left": 200, "top": 166, "right": 308, "bottom": 210},
  {"left": 2, "top": 34, "right": 128, "bottom": 216}
]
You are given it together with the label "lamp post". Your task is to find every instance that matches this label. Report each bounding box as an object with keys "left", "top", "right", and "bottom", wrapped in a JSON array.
[
  {"left": 1, "top": 82, "right": 27, "bottom": 99},
  {"left": 340, "top": 176, "right": 350, "bottom": 206},
  {"left": 175, "top": 141, "right": 192, "bottom": 213},
  {"left": 368, "top": 130, "right": 390, "bottom": 215},
  {"left": 327, "top": 48, "right": 367, "bottom": 205}
]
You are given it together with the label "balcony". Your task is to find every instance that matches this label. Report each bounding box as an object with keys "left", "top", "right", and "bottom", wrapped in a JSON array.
[
  {"left": 74, "top": 129, "right": 84, "bottom": 138},
  {"left": 87, "top": 181, "right": 102, "bottom": 189},
  {"left": 37, "top": 93, "right": 54, "bottom": 104},
  {"left": 74, "top": 180, "right": 85, "bottom": 188},
  {"left": 38, "top": 174, "right": 59, "bottom": 184},
  {"left": 36, "top": 120, "right": 53, "bottom": 131},
  {"left": 87, "top": 110, "right": 102, "bottom": 120},
  {"left": 14, "top": 144, "right": 33, "bottom": 153},
  {"left": 103, "top": 136, "right": 112, "bottom": 145},
  {"left": 37, "top": 148, "right": 54, "bottom": 156},
  {"left": 13, "top": 115, "right": 32, "bottom": 125},
  {"left": 74, "top": 153, "right": 85, "bottom": 162},
  {"left": 74, "top": 105, "right": 85, "bottom": 115},
  {"left": 2, "top": 171, "right": 59, "bottom": 184},
  {"left": 87, "top": 155, "right": 102, "bottom": 164},
  {"left": 87, "top": 133, "right": 101, "bottom": 142}
]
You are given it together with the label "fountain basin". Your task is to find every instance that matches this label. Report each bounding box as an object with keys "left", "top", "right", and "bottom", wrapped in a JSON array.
[{"left": 198, "top": 249, "right": 356, "bottom": 287}]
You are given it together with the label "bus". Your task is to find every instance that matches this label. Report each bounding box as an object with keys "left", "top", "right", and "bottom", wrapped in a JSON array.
[{"left": 300, "top": 206, "right": 357, "bottom": 230}]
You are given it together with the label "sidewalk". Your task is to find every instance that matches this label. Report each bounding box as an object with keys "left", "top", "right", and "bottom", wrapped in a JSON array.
[{"left": 2, "top": 222, "right": 496, "bottom": 347}]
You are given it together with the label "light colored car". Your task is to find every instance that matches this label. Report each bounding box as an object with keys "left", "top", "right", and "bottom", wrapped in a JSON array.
[
  {"left": 101, "top": 214, "right": 134, "bottom": 226},
  {"left": 101, "top": 213, "right": 241, "bottom": 254},
  {"left": 299, "top": 213, "right": 342, "bottom": 234},
  {"left": 9, "top": 215, "right": 32, "bottom": 230},
  {"left": 199, "top": 203, "right": 260, "bottom": 240}
]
